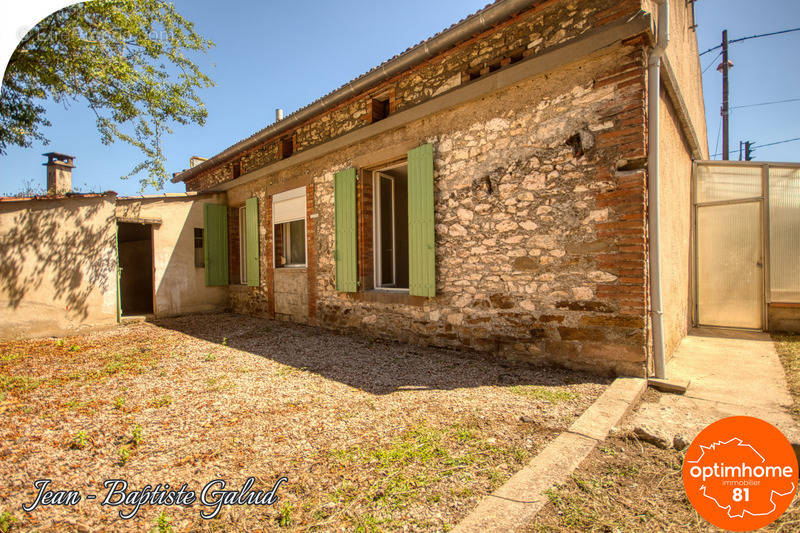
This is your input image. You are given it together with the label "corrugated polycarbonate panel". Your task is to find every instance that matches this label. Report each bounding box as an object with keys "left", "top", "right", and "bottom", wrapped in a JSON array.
[
  {"left": 697, "top": 201, "right": 762, "bottom": 329},
  {"left": 769, "top": 167, "right": 800, "bottom": 302},
  {"left": 696, "top": 164, "right": 762, "bottom": 203}
]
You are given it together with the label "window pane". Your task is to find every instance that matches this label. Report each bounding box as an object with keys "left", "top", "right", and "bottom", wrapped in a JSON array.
[
  {"left": 379, "top": 176, "right": 394, "bottom": 285},
  {"left": 770, "top": 167, "right": 800, "bottom": 302},
  {"left": 696, "top": 164, "right": 762, "bottom": 203},
  {"left": 194, "top": 228, "right": 204, "bottom": 267},
  {"left": 289, "top": 219, "right": 305, "bottom": 265}
]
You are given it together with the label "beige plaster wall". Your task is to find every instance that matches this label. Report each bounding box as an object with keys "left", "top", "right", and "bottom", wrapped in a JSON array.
[
  {"left": 644, "top": 0, "right": 709, "bottom": 158},
  {"left": 657, "top": 86, "right": 694, "bottom": 360},
  {"left": 115, "top": 195, "right": 228, "bottom": 317},
  {"left": 0, "top": 195, "right": 118, "bottom": 340}
]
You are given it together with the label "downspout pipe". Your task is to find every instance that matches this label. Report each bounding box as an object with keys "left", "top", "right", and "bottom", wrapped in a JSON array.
[{"left": 648, "top": 0, "right": 669, "bottom": 379}]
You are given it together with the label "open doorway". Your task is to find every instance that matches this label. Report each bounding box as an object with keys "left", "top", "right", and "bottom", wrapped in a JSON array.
[{"left": 118, "top": 222, "right": 154, "bottom": 316}]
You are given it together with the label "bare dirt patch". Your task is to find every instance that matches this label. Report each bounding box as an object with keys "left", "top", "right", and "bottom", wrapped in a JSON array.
[
  {"left": 0, "top": 313, "right": 608, "bottom": 532},
  {"left": 528, "top": 436, "right": 800, "bottom": 532}
]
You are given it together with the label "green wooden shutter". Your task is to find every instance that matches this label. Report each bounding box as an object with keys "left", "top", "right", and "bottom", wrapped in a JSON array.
[
  {"left": 408, "top": 143, "right": 436, "bottom": 297},
  {"left": 245, "top": 197, "right": 260, "bottom": 286},
  {"left": 335, "top": 167, "right": 358, "bottom": 292},
  {"left": 204, "top": 204, "right": 229, "bottom": 286}
]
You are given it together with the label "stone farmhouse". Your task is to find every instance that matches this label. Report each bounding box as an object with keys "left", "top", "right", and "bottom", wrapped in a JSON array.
[{"left": 2, "top": 0, "right": 714, "bottom": 378}]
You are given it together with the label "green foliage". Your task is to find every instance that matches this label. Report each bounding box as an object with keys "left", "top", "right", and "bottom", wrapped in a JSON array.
[
  {"left": 0, "top": 374, "right": 44, "bottom": 394},
  {"left": 277, "top": 503, "right": 293, "bottom": 528},
  {"left": 1, "top": 0, "right": 215, "bottom": 190},
  {"left": 0, "top": 510, "right": 18, "bottom": 533},
  {"left": 0, "top": 353, "right": 20, "bottom": 363},
  {"left": 203, "top": 353, "right": 217, "bottom": 362},
  {"left": 70, "top": 430, "right": 89, "bottom": 449},
  {"left": 152, "top": 510, "right": 172, "bottom": 533},
  {"left": 131, "top": 424, "right": 143, "bottom": 447},
  {"left": 221, "top": 337, "right": 228, "bottom": 347},
  {"left": 149, "top": 395, "right": 171, "bottom": 408},
  {"left": 507, "top": 385, "right": 577, "bottom": 403},
  {"left": 118, "top": 445, "right": 132, "bottom": 465},
  {"left": 113, "top": 396, "right": 126, "bottom": 409}
]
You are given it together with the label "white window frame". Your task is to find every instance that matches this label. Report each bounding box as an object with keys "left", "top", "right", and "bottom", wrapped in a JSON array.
[
  {"left": 238, "top": 206, "right": 247, "bottom": 284},
  {"left": 373, "top": 163, "right": 408, "bottom": 292},
  {"left": 272, "top": 187, "right": 307, "bottom": 268}
]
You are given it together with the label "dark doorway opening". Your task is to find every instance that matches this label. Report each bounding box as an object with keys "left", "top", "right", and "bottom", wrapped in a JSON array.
[{"left": 118, "top": 222, "right": 154, "bottom": 316}]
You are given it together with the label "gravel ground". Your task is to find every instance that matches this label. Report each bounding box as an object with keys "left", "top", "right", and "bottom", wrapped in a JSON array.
[{"left": 0, "top": 313, "right": 609, "bottom": 532}]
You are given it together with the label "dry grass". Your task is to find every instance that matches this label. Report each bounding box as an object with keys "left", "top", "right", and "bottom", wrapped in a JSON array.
[
  {"left": 774, "top": 334, "right": 800, "bottom": 423},
  {"left": 528, "top": 437, "right": 800, "bottom": 532},
  {"left": 0, "top": 313, "right": 608, "bottom": 532}
]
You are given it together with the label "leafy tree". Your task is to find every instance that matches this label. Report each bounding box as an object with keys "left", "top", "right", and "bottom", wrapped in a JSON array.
[{"left": 0, "top": 0, "right": 214, "bottom": 189}]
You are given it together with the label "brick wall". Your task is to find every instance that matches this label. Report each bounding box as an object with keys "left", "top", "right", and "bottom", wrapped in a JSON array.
[
  {"left": 306, "top": 183, "right": 317, "bottom": 323},
  {"left": 228, "top": 206, "right": 240, "bottom": 285}
]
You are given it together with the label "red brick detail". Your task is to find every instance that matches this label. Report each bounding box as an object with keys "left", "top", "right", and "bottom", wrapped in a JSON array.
[
  {"left": 228, "top": 206, "right": 241, "bottom": 285},
  {"left": 357, "top": 170, "right": 374, "bottom": 291},
  {"left": 590, "top": 0, "right": 640, "bottom": 28},
  {"left": 264, "top": 197, "right": 275, "bottom": 318},
  {"left": 306, "top": 183, "right": 317, "bottom": 323}
]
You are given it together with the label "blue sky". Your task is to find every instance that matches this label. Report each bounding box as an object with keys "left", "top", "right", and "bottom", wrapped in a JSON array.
[
  {"left": 695, "top": 0, "right": 800, "bottom": 161},
  {"left": 1, "top": 0, "right": 799, "bottom": 196}
]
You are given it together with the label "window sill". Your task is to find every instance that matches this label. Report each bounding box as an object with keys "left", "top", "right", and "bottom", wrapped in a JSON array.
[{"left": 355, "top": 290, "right": 425, "bottom": 306}]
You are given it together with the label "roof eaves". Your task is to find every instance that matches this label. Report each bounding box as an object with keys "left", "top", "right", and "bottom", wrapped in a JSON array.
[{"left": 173, "top": 0, "right": 533, "bottom": 184}]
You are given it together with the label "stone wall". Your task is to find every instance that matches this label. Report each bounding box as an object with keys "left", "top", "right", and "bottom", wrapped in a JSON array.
[
  {"left": 183, "top": 0, "right": 644, "bottom": 193},
  {"left": 186, "top": 0, "right": 710, "bottom": 376},
  {"left": 307, "top": 42, "right": 650, "bottom": 376}
]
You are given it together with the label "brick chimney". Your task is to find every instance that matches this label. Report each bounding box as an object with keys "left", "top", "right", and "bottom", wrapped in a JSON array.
[{"left": 43, "top": 152, "right": 75, "bottom": 194}]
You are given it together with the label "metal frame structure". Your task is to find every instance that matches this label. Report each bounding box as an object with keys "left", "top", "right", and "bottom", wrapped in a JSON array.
[{"left": 692, "top": 160, "right": 800, "bottom": 331}]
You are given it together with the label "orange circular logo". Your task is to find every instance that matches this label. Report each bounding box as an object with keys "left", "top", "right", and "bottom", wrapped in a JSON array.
[{"left": 682, "top": 416, "right": 798, "bottom": 531}]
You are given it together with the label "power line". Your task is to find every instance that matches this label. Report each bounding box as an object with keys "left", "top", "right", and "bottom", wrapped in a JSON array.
[
  {"left": 730, "top": 97, "right": 800, "bottom": 110},
  {"left": 713, "top": 119, "right": 722, "bottom": 158},
  {"left": 701, "top": 51, "right": 722, "bottom": 74},
  {"left": 711, "top": 136, "right": 800, "bottom": 157},
  {"left": 752, "top": 137, "right": 800, "bottom": 150},
  {"left": 700, "top": 26, "right": 800, "bottom": 56}
]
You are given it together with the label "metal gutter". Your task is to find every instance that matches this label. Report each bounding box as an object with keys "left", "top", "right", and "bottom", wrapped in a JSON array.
[
  {"left": 648, "top": 0, "right": 669, "bottom": 379},
  {"left": 172, "top": 0, "right": 537, "bottom": 184}
]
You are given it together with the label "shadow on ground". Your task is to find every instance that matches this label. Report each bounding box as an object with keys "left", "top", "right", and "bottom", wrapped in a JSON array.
[{"left": 153, "top": 312, "right": 609, "bottom": 395}]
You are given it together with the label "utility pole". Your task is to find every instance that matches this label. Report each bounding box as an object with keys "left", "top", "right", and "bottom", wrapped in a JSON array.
[
  {"left": 739, "top": 140, "right": 743, "bottom": 161},
  {"left": 719, "top": 30, "right": 731, "bottom": 160}
]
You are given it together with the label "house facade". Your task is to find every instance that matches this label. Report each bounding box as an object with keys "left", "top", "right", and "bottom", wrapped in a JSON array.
[
  {"left": 1, "top": 0, "right": 725, "bottom": 376},
  {"left": 169, "top": 0, "right": 709, "bottom": 376}
]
